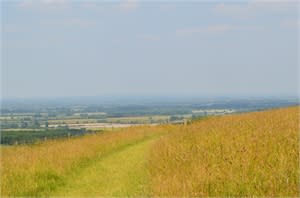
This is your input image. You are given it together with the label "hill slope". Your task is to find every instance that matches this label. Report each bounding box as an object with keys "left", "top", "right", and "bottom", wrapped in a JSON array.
[
  {"left": 149, "top": 106, "right": 299, "bottom": 196},
  {"left": 1, "top": 106, "right": 299, "bottom": 196},
  {"left": 53, "top": 138, "right": 155, "bottom": 196}
]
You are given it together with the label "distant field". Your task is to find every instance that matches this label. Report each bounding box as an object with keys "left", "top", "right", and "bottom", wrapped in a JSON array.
[
  {"left": 47, "top": 115, "right": 173, "bottom": 124},
  {"left": 48, "top": 118, "right": 99, "bottom": 124},
  {"left": 49, "top": 123, "right": 157, "bottom": 130},
  {"left": 106, "top": 115, "right": 169, "bottom": 122},
  {"left": 1, "top": 114, "right": 179, "bottom": 130},
  {"left": 1, "top": 106, "right": 298, "bottom": 196}
]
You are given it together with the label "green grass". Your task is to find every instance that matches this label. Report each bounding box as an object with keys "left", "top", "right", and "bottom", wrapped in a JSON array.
[
  {"left": 52, "top": 137, "right": 156, "bottom": 196},
  {"left": 1, "top": 125, "right": 167, "bottom": 196}
]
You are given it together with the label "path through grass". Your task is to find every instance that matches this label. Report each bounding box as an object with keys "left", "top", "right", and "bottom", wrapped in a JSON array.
[{"left": 53, "top": 137, "right": 156, "bottom": 196}]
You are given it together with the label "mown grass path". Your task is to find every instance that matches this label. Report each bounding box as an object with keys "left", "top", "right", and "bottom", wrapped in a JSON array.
[{"left": 53, "top": 137, "right": 156, "bottom": 196}]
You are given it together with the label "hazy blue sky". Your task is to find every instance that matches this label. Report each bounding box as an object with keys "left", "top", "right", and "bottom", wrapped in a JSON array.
[{"left": 1, "top": 0, "right": 299, "bottom": 98}]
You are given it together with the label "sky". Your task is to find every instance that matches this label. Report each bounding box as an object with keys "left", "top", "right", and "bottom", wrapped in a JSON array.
[{"left": 1, "top": 0, "right": 299, "bottom": 98}]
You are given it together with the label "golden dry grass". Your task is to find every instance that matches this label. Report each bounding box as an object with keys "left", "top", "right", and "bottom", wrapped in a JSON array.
[{"left": 149, "top": 106, "right": 299, "bottom": 196}]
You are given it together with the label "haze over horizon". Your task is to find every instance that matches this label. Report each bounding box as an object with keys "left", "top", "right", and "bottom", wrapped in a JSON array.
[{"left": 2, "top": 0, "right": 299, "bottom": 99}]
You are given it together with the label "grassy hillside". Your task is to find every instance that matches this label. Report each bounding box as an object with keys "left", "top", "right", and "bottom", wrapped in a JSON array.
[
  {"left": 149, "top": 106, "right": 299, "bottom": 196},
  {"left": 1, "top": 106, "right": 299, "bottom": 196},
  {"left": 53, "top": 138, "right": 156, "bottom": 196},
  {"left": 0, "top": 126, "right": 169, "bottom": 196}
]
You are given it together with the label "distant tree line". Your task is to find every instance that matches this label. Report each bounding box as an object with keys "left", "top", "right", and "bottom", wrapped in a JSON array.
[{"left": 1, "top": 128, "right": 88, "bottom": 145}]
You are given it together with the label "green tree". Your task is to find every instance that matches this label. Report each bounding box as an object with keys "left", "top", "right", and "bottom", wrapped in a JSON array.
[{"left": 45, "top": 121, "right": 49, "bottom": 130}]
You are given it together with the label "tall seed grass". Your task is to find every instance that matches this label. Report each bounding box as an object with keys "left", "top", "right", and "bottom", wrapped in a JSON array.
[
  {"left": 149, "top": 106, "right": 299, "bottom": 196},
  {"left": 0, "top": 125, "right": 168, "bottom": 196}
]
